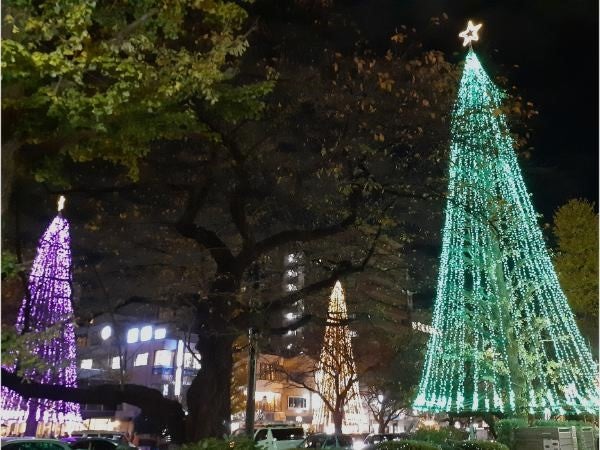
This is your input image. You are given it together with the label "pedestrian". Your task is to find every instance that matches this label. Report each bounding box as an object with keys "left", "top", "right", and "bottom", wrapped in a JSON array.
[{"left": 468, "top": 422, "right": 476, "bottom": 440}]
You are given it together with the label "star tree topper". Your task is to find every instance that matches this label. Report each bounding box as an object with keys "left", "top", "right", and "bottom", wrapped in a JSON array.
[
  {"left": 459, "top": 20, "right": 482, "bottom": 47},
  {"left": 57, "top": 195, "right": 66, "bottom": 212}
]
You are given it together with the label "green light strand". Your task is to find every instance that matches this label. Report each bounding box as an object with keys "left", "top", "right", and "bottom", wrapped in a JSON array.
[{"left": 413, "top": 49, "right": 599, "bottom": 415}]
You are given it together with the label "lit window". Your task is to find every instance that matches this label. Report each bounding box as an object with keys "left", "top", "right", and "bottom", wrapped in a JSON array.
[
  {"left": 134, "top": 353, "right": 148, "bottom": 366},
  {"left": 100, "top": 325, "right": 112, "bottom": 340},
  {"left": 285, "top": 312, "right": 296, "bottom": 320},
  {"left": 80, "top": 359, "right": 93, "bottom": 369},
  {"left": 287, "top": 254, "right": 296, "bottom": 263},
  {"left": 154, "top": 328, "right": 166, "bottom": 339},
  {"left": 287, "top": 270, "right": 298, "bottom": 278},
  {"left": 175, "top": 368, "right": 182, "bottom": 396},
  {"left": 286, "top": 284, "right": 298, "bottom": 292},
  {"left": 162, "top": 384, "right": 169, "bottom": 396},
  {"left": 154, "top": 350, "right": 173, "bottom": 367},
  {"left": 176, "top": 340, "right": 184, "bottom": 367},
  {"left": 111, "top": 356, "right": 121, "bottom": 369},
  {"left": 140, "top": 325, "right": 153, "bottom": 342},
  {"left": 126, "top": 328, "right": 139, "bottom": 344},
  {"left": 183, "top": 353, "right": 202, "bottom": 369},
  {"left": 288, "top": 396, "right": 307, "bottom": 409}
]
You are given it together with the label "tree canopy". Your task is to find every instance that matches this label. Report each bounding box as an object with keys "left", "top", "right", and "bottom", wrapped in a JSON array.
[
  {"left": 552, "top": 198, "right": 598, "bottom": 350},
  {"left": 552, "top": 199, "right": 598, "bottom": 319},
  {"left": 2, "top": 0, "right": 272, "bottom": 208}
]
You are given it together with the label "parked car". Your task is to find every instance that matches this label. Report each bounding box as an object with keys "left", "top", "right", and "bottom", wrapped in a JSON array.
[
  {"left": 253, "top": 425, "right": 306, "bottom": 450},
  {"left": 66, "top": 437, "right": 135, "bottom": 450},
  {"left": 299, "top": 434, "right": 353, "bottom": 450},
  {"left": 361, "top": 434, "right": 410, "bottom": 450},
  {"left": 348, "top": 434, "right": 368, "bottom": 450},
  {"left": 2, "top": 438, "right": 72, "bottom": 450}
]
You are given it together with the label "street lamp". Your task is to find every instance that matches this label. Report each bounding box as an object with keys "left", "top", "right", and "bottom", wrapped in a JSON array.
[{"left": 100, "top": 325, "right": 112, "bottom": 340}]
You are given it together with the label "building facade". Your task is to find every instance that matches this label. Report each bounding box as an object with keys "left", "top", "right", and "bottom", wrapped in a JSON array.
[
  {"left": 75, "top": 310, "right": 200, "bottom": 432},
  {"left": 232, "top": 353, "right": 320, "bottom": 432},
  {"left": 279, "top": 252, "right": 306, "bottom": 354}
]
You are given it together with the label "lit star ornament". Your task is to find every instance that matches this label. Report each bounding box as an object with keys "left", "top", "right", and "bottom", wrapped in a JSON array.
[
  {"left": 57, "top": 195, "right": 66, "bottom": 212},
  {"left": 459, "top": 20, "right": 483, "bottom": 47}
]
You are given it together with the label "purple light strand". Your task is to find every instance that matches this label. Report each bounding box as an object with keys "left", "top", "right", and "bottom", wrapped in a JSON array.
[{"left": 1, "top": 215, "right": 82, "bottom": 424}]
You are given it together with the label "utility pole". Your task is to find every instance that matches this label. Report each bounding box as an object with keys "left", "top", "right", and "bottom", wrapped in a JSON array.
[
  {"left": 245, "top": 327, "right": 258, "bottom": 437},
  {"left": 245, "top": 262, "right": 260, "bottom": 438}
]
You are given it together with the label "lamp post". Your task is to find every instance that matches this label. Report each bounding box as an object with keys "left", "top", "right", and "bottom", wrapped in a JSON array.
[
  {"left": 245, "top": 262, "right": 261, "bottom": 438},
  {"left": 245, "top": 327, "right": 258, "bottom": 437},
  {"left": 377, "top": 394, "right": 384, "bottom": 433}
]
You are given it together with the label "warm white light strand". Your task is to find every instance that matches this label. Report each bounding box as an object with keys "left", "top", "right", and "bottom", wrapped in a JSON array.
[{"left": 313, "top": 281, "right": 365, "bottom": 431}]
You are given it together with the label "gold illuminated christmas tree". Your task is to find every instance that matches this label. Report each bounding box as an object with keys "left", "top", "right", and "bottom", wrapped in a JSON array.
[{"left": 313, "top": 281, "right": 365, "bottom": 433}]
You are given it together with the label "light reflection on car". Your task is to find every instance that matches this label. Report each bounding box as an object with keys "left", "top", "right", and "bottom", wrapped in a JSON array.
[
  {"left": 1, "top": 438, "right": 72, "bottom": 450},
  {"left": 299, "top": 434, "right": 353, "bottom": 450},
  {"left": 66, "top": 437, "right": 135, "bottom": 450},
  {"left": 360, "top": 433, "right": 411, "bottom": 450}
]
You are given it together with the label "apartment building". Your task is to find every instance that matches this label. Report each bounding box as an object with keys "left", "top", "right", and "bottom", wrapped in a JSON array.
[
  {"left": 75, "top": 310, "right": 200, "bottom": 431},
  {"left": 232, "top": 353, "right": 319, "bottom": 432}
]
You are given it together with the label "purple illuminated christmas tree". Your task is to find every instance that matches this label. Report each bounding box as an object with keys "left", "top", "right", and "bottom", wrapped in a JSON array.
[{"left": 1, "top": 197, "right": 81, "bottom": 432}]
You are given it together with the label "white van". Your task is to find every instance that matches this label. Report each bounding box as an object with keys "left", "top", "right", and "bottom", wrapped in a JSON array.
[{"left": 254, "top": 426, "right": 305, "bottom": 450}]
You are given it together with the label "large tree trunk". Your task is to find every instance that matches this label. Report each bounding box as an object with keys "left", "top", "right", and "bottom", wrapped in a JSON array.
[
  {"left": 186, "top": 332, "right": 235, "bottom": 441},
  {"left": 1, "top": 139, "right": 21, "bottom": 215},
  {"left": 186, "top": 273, "right": 240, "bottom": 441},
  {"left": 332, "top": 410, "right": 343, "bottom": 435},
  {"left": 377, "top": 417, "right": 386, "bottom": 434},
  {"left": 24, "top": 402, "right": 39, "bottom": 436}
]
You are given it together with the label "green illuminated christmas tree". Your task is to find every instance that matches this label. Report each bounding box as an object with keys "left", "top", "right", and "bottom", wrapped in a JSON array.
[{"left": 413, "top": 38, "right": 599, "bottom": 415}]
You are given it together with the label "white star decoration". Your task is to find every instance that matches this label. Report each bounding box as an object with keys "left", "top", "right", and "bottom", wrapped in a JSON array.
[
  {"left": 459, "top": 20, "right": 483, "bottom": 47},
  {"left": 57, "top": 195, "right": 66, "bottom": 212}
]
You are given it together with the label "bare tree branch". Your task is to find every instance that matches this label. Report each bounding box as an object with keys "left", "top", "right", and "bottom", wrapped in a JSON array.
[
  {"left": 176, "top": 184, "right": 236, "bottom": 270},
  {"left": 245, "top": 213, "right": 356, "bottom": 265},
  {"left": 1, "top": 368, "right": 185, "bottom": 443},
  {"left": 268, "top": 314, "right": 314, "bottom": 335},
  {"left": 260, "top": 222, "right": 383, "bottom": 313},
  {"left": 230, "top": 188, "right": 252, "bottom": 247}
]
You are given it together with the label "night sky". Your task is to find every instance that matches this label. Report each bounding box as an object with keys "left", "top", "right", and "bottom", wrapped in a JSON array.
[{"left": 341, "top": 0, "right": 598, "bottom": 219}]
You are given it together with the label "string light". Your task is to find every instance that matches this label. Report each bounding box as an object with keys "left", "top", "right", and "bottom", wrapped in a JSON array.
[
  {"left": 412, "top": 321, "right": 442, "bottom": 336},
  {"left": 413, "top": 49, "right": 599, "bottom": 416},
  {"left": 313, "top": 281, "right": 365, "bottom": 432},
  {"left": 1, "top": 212, "right": 82, "bottom": 425}
]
